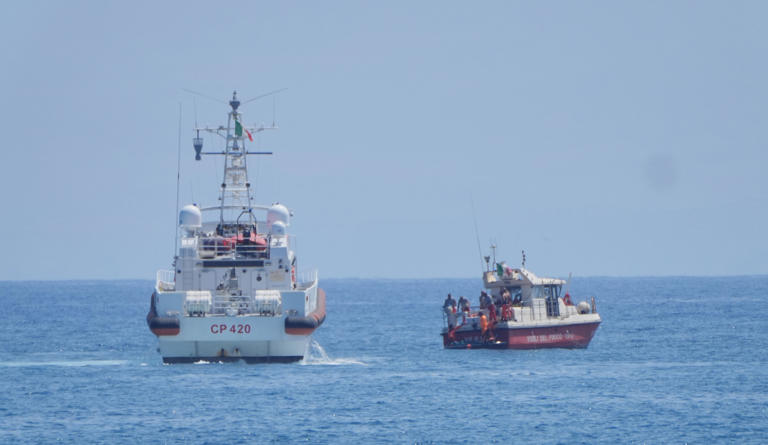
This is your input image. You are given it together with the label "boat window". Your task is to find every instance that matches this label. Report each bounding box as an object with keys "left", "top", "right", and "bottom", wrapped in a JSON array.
[{"left": 506, "top": 286, "right": 522, "bottom": 304}]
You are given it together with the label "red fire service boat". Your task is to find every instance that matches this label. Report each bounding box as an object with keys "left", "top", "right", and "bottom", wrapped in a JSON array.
[{"left": 441, "top": 252, "right": 601, "bottom": 350}]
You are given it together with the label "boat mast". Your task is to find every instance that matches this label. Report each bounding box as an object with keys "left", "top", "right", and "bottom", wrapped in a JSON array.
[
  {"left": 218, "top": 91, "right": 253, "bottom": 225},
  {"left": 192, "top": 90, "right": 277, "bottom": 228}
]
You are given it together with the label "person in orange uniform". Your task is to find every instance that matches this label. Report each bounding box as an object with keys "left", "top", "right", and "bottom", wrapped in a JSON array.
[{"left": 479, "top": 312, "right": 494, "bottom": 342}]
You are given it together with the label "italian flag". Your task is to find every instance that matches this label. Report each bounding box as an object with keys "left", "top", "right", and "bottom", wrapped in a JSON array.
[{"left": 235, "top": 119, "right": 253, "bottom": 141}]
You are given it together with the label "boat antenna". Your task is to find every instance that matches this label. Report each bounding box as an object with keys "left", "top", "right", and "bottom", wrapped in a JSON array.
[
  {"left": 174, "top": 102, "right": 182, "bottom": 258},
  {"left": 470, "top": 194, "right": 484, "bottom": 275},
  {"left": 182, "top": 88, "right": 227, "bottom": 104},
  {"left": 241, "top": 88, "right": 288, "bottom": 107},
  {"left": 521, "top": 250, "right": 526, "bottom": 269},
  {"left": 193, "top": 97, "right": 198, "bottom": 128}
]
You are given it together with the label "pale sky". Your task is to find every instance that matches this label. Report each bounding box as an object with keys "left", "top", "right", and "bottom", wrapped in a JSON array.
[{"left": 1, "top": 1, "right": 766, "bottom": 280}]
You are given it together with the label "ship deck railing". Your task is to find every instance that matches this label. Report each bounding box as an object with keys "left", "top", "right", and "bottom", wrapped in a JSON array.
[
  {"left": 211, "top": 293, "right": 282, "bottom": 316},
  {"left": 442, "top": 298, "right": 598, "bottom": 329},
  {"left": 197, "top": 238, "right": 271, "bottom": 260},
  {"left": 295, "top": 269, "right": 318, "bottom": 291},
  {"left": 156, "top": 269, "right": 176, "bottom": 291}
]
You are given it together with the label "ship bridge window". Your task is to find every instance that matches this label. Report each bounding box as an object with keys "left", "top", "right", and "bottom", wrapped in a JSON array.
[
  {"left": 506, "top": 286, "right": 523, "bottom": 305},
  {"left": 534, "top": 285, "right": 561, "bottom": 298},
  {"left": 504, "top": 286, "right": 522, "bottom": 299},
  {"left": 531, "top": 285, "right": 561, "bottom": 299},
  {"left": 537, "top": 285, "right": 561, "bottom": 317}
]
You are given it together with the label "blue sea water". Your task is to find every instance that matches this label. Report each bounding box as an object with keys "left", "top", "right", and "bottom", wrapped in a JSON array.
[{"left": 0, "top": 276, "right": 766, "bottom": 444}]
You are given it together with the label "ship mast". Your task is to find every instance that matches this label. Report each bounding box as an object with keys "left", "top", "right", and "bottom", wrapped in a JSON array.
[
  {"left": 192, "top": 90, "right": 276, "bottom": 227},
  {"left": 220, "top": 91, "right": 252, "bottom": 224}
]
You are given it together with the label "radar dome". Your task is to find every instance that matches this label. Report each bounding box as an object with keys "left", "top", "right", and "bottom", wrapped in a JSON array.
[
  {"left": 271, "top": 220, "right": 287, "bottom": 236},
  {"left": 267, "top": 204, "right": 290, "bottom": 228},
  {"left": 577, "top": 301, "right": 591, "bottom": 314},
  {"left": 179, "top": 204, "right": 202, "bottom": 232}
]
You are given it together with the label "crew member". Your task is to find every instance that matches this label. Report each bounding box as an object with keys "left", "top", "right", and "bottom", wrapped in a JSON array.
[
  {"left": 493, "top": 291, "right": 503, "bottom": 308},
  {"left": 446, "top": 308, "right": 458, "bottom": 329},
  {"left": 487, "top": 300, "right": 497, "bottom": 324},
  {"left": 479, "top": 311, "right": 494, "bottom": 342},
  {"left": 502, "top": 303, "right": 515, "bottom": 321},
  {"left": 443, "top": 293, "right": 457, "bottom": 312},
  {"left": 458, "top": 296, "right": 470, "bottom": 313},
  {"left": 479, "top": 291, "right": 491, "bottom": 309},
  {"left": 444, "top": 293, "right": 457, "bottom": 328},
  {"left": 479, "top": 311, "right": 489, "bottom": 341}
]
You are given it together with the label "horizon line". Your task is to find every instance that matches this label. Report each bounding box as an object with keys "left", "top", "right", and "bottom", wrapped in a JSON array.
[{"left": 1, "top": 273, "right": 767, "bottom": 283}]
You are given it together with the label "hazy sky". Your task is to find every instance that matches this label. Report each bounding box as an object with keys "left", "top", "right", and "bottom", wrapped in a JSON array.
[{"left": 1, "top": 1, "right": 766, "bottom": 280}]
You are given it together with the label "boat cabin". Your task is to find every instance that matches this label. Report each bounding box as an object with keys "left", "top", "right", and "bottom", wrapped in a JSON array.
[{"left": 482, "top": 267, "right": 566, "bottom": 318}]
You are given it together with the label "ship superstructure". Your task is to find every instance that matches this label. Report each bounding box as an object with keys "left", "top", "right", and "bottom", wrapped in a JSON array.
[{"left": 147, "top": 91, "right": 325, "bottom": 363}]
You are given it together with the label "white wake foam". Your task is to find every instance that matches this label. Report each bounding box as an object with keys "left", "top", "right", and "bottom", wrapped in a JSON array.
[{"left": 300, "top": 340, "right": 366, "bottom": 366}]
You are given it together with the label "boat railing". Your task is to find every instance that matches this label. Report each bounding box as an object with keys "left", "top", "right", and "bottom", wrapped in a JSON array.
[
  {"left": 156, "top": 269, "right": 176, "bottom": 291},
  {"left": 442, "top": 296, "right": 600, "bottom": 329},
  {"left": 442, "top": 304, "right": 568, "bottom": 326},
  {"left": 295, "top": 269, "right": 318, "bottom": 290},
  {"left": 212, "top": 291, "right": 282, "bottom": 316},
  {"left": 197, "top": 238, "right": 271, "bottom": 260}
]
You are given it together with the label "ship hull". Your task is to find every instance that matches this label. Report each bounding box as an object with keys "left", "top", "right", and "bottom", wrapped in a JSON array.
[
  {"left": 150, "top": 289, "right": 325, "bottom": 363},
  {"left": 157, "top": 337, "right": 309, "bottom": 364},
  {"left": 442, "top": 319, "right": 600, "bottom": 350},
  {"left": 163, "top": 356, "right": 303, "bottom": 364}
]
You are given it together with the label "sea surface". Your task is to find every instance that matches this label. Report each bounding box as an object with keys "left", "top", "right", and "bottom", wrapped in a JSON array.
[{"left": 0, "top": 276, "right": 766, "bottom": 444}]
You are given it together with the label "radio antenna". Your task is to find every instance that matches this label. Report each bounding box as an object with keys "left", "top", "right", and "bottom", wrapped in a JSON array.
[
  {"left": 241, "top": 88, "right": 288, "bottom": 106},
  {"left": 470, "top": 194, "right": 484, "bottom": 275},
  {"left": 182, "top": 88, "right": 226, "bottom": 104},
  {"left": 193, "top": 97, "right": 198, "bottom": 127},
  {"left": 174, "top": 102, "right": 182, "bottom": 258}
]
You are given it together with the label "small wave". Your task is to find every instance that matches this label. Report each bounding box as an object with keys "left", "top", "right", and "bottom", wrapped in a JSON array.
[
  {"left": 300, "top": 340, "right": 366, "bottom": 366},
  {"left": 0, "top": 359, "right": 128, "bottom": 368},
  {"left": 301, "top": 357, "right": 367, "bottom": 366}
]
